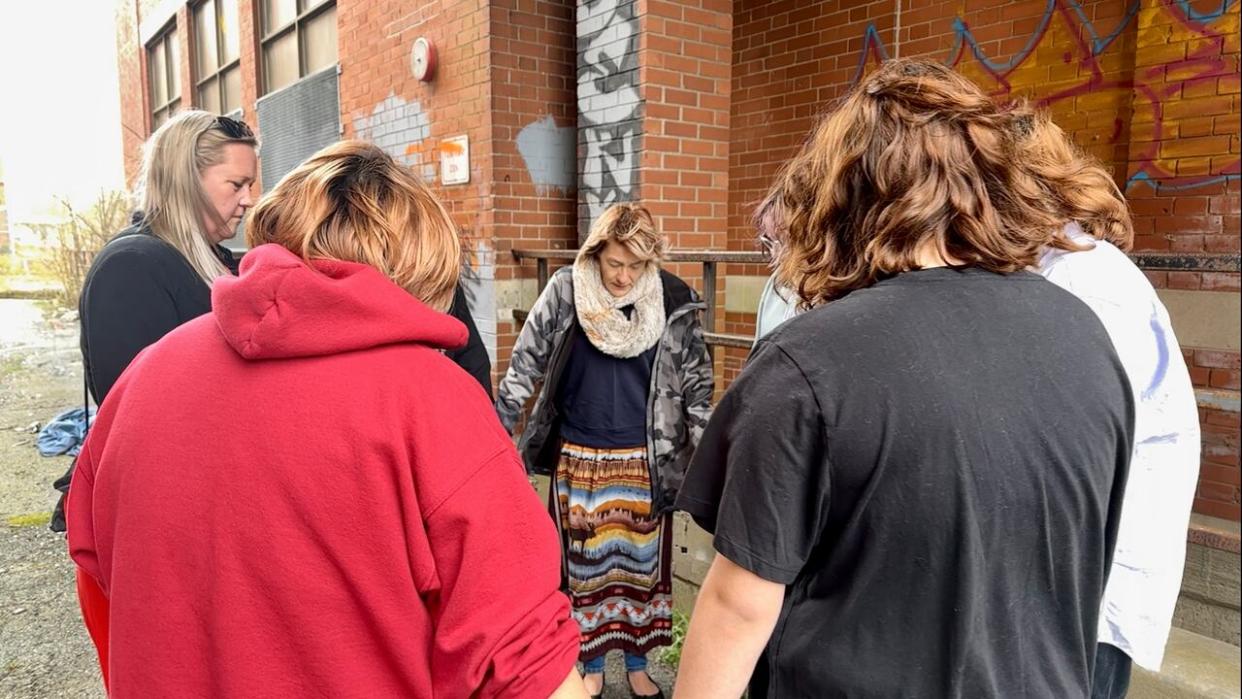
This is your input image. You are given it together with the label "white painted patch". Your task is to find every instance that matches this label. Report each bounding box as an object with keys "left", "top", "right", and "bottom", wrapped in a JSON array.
[
  {"left": 516, "top": 116, "right": 575, "bottom": 194},
  {"left": 352, "top": 93, "right": 436, "bottom": 181}
]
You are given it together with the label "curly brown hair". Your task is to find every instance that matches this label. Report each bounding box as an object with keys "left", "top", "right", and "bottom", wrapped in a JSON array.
[
  {"left": 765, "top": 59, "right": 1085, "bottom": 308},
  {"left": 1010, "top": 111, "right": 1134, "bottom": 250}
]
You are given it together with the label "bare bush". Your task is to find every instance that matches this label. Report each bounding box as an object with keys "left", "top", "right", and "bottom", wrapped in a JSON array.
[{"left": 45, "top": 191, "right": 130, "bottom": 309}]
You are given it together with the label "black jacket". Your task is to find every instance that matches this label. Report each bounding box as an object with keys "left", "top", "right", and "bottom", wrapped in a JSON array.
[
  {"left": 80, "top": 225, "right": 492, "bottom": 405},
  {"left": 79, "top": 225, "right": 237, "bottom": 404}
]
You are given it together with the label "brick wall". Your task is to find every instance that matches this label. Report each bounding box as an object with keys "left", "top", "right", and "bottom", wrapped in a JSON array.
[
  {"left": 722, "top": 0, "right": 1241, "bottom": 520},
  {"left": 116, "top": 0, "right": 262, "bottom": 188},
  {"left": 1191, "top": 349, "right": 1241, "bottom": 519},
  {"left": 111, "top": 1, "right": 1240, "bottom": 519},
  {"left": 115, "top": 0, "right": 145, "bottom": 187},
  {"left": 638, "top": 0, "right": 732, "bottom": 279},
  {"left": 236, "top": 0, "right": 261, "bottom": 179},
  {"left": 490, "top": 0, "right": 578, "bottom": 384},
  {"left": 338, "top": 0, "right": 499, "bottom": 373}
]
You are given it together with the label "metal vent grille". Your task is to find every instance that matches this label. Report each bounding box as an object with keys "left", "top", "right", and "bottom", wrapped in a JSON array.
[{"left": 255, "top": 67, "right": 340, "bottom": 193}]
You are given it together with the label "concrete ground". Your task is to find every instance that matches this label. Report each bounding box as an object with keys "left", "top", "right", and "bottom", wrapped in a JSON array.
[{"left": 0, "top": 298, "right": 105, "bottom": 698}]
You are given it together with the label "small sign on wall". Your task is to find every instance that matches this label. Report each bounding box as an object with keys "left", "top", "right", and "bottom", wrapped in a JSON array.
[{"left": 440, "top": 135, "right": 470, "bottom": 185}]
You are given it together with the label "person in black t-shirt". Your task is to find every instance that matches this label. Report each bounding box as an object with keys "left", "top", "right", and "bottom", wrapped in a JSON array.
[{"left": 673, "top": 59, "right": 1133, "bottom": 698}]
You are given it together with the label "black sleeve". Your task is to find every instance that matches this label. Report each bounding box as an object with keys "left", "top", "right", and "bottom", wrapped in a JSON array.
[
  {"left": 81, "top": 250, "right": 181, "bottom": 404},
  {"left": 445, "top": 284, "right": 494, "bottom": 399},
  {"left": 675, "top": 341, "right": 830, "bottom": 584}
]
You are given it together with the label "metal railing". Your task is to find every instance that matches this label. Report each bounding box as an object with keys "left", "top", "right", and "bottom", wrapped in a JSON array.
[{"left": 511, "top": 248, "right": 1241, "bottom": 411}]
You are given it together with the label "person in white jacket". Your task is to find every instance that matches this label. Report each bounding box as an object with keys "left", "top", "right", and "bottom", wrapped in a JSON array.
[{"left": 1021, "top": 113, "right": 1201, "bottom": 698}]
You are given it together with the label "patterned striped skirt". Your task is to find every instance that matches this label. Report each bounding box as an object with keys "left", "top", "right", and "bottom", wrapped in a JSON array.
[{"left": 553, "top": 441, "right": 674, "bottom": 661}]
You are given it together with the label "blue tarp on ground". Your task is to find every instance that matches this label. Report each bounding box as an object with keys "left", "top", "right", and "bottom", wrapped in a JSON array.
[{"left": 36, "top": 406, "right": 96, "bottom": 458}]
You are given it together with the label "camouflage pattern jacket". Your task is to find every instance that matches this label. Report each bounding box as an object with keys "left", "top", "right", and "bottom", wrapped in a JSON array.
[{"left": 496, "top": 266, "right": 713, "bottom": 514}]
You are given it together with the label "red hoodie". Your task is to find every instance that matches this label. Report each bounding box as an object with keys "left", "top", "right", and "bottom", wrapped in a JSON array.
[{"left": 67, "top": 244, "right": 580, "bottom": 697}]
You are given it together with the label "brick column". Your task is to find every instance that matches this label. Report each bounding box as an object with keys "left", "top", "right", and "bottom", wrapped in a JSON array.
[
  {"left": 116, "top": 0, "right": 146, "bottom": 187},
  {"left": 491, "top": 0, "right": 579, "bottom": 381},
  {"left": 638, "top": 0, "right": 732, "bottom": 260},
  {"left": 237, "top": 0, "right": 261, "bottom": 161}
]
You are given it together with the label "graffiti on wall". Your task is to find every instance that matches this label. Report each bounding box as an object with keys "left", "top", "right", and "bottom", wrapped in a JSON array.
[
  {"left": 352, "top": 93, "right": 436, "bottom": 182},
  {"left": 578, "top": 0, "right": 641, "bottom": 240},
  {"left": 851, "top": 0, "right": 1240, "bottom": 192},
  {"left": 352, "top": 88, "right": 497, "bottom": 360}
]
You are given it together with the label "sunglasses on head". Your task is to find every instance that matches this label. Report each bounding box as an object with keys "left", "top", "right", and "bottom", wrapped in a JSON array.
[{"left": 214, "top": 115, "right": 254, "bottom": 139}]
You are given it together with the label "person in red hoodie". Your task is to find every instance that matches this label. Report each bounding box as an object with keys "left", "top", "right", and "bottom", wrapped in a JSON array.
[{"left": 66, "top": 140, "right": 587, "bottom": 698}]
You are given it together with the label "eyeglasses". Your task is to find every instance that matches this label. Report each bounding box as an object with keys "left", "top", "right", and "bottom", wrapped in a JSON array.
[
  {"left": 214, "top": 115, "right": 254, "bottom": 139},
  {"left": 757, "top": 228, "right": 784, "bottom": 263}
]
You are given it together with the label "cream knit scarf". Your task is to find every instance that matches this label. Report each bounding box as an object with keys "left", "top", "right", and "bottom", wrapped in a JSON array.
[{"left": 572, "top": 253, "right": 665, "bottom": 358}]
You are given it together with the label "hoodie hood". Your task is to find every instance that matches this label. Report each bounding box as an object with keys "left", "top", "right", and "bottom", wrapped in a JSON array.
[{"left": 212, "top": 244, "right": 466, "bottom": 360}]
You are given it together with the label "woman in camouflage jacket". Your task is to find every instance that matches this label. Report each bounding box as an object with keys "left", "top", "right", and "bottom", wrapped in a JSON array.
[{"left": 496, "top": 203, "right": 712, "bottom": 698}]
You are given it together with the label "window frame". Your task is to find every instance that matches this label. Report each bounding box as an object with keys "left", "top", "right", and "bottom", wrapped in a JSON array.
[
  {"left": 259, "top": 0, "right": 336, "bottom": 95},
  {"left": 147, "top": 21, "right": 181, "bottom": 130},
  {"left": 192, "top": 0, "right": 243, "bottom": 115}
]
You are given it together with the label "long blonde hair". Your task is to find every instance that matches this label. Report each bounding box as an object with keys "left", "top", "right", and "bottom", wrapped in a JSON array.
[
  {"left": 136, "top": 111, "right": 258, "bottom": 284},
  {"left": 245, "top": 140, "right": 461, "bottom": 312}
]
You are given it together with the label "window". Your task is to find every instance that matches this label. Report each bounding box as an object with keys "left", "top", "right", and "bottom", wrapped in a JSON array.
[
  {"left": 148, "top": 24, "right": 181, "bottom": 129},
  {"left": 193, "top": 0, "right": 242, "bottom": 114},
  {"left": 260, "top": 0, "right": 337, "bottom": 95}
]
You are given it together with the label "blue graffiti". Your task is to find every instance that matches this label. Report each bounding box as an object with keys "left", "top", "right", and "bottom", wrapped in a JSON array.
[
  {"left": 1175, "top": 0, "right": 1237, "bottom": 23},
  {"left": 1071, "top": 0, "right": 1142, "bottom": 54},
  {"left": 941, "top": 0, "right": 1140, "bottom": 73},
  {"left": 849, "top": 0, "right": 1239, "bottom": 193},
  {"left": 850, "top": 24, "right": 891, "bottom": 86},
  {"left": 1125, "top": 170, "right": 1242, "bottom": 192},
  {"left": 951, "top": 0, "right": 1057, "bottom": 72}
]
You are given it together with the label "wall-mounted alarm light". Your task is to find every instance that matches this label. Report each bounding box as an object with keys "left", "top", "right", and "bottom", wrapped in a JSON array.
[{"left": 412, "top": 37, "right": 437, "bottom": 82}]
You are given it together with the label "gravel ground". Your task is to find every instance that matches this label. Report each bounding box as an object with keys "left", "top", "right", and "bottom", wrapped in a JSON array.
[
  {"left": 0, "top": 300, "right": 105, "bottom": 698},
  {"left": 0, "top": 299, "right": 675, "bottom": 696}
]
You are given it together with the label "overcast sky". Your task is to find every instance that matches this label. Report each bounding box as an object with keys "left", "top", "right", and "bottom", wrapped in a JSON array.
[{"left": 0, "top": 2, "right": 125, "bottom": 221}]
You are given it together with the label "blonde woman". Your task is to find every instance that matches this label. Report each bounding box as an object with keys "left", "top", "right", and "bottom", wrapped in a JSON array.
[
  {"left": 52, "top": 112, "right": 256, "bottom": 677},
  {"left": 78, "top": 111, "right": 257, "bottom": 406},
  {"left": 67, "top": 141, "right": 586, "bottom": 697},
  {"left": 497, "top": 203, "right": 713, "bottom": 699}
]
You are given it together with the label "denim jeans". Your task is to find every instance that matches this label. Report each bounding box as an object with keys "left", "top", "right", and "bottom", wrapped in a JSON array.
[
  {"left": 582, "top": 651, "right": 648, "bottom": 674},
  {"left": 1090, "top": 643, "right": 1133, "bottom": 699}
]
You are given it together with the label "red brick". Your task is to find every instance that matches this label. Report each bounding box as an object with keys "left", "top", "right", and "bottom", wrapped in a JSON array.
[
  {"left": 1209, "top": 369, "right": 1241, "bottom": 390},
  {"left": 1201, "top": 272, "right": 1240, "bottom": 291},
  {"left": 1196, "top": 350, "right": 1242, "bottom": 370},
  {"left": 1198, "top": 481, "right": 1241, "bottom": 504},
  {"left": 1202, "top": 463, "right": 1242, "bottom": 488},
  {"left": 1194, "top": 499, "right": 1242, "bottom": 520}
]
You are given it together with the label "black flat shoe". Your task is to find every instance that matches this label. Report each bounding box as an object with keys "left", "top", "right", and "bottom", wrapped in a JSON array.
[{"left": 628, "top": 671, "right": 664, "bottom": 699}]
